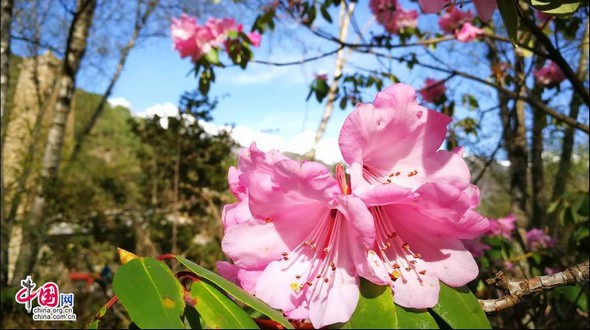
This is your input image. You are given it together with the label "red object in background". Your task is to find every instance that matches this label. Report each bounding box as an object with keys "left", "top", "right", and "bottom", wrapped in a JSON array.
[{"left": 69, "top": 272, "right": 98, "bottom": 287}]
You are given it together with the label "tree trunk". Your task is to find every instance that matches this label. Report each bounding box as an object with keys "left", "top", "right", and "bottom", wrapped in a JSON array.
[
  {"left": 530, "top": 101, "right": 546, "bottom": 227},
  {"left": 0, "top": 0, "right": 14, "bottom": 287},
  {"left": 69, "top": 0, "right": 159, "bottom": 164},
  {"left": 530, "top": 54, "right": 548, "bottom": 228},
  {"left": 552, "top": 18, "right": 589, "bottom": 201},
  {"left": 305, "top": 1, "right": 354, "bottom": 160},
  {"left": 509, "top": 54, "right": 530, "bottom": 221},
  {"left": 11, "top": 0, "right": 97, "bottom": 283}
]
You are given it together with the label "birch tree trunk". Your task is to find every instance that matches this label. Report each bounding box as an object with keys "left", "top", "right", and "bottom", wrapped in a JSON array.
[
  {"left": 11, "top": 0, "right": 97, "bottom": 283},
  {"left": 0, "top": 0, "right": 14, "bottom": 287},
  {"left": 305, "top": 1, "right": 354, "bottom": 160},
  {"left": 69, "top": 0, "right": 160, "bottom": 164}
]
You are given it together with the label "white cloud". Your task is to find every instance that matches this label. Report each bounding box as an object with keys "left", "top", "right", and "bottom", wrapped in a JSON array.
[
  {"left": 134, "top": 102, "right": 179, "bottom": 129},
  {"left": 227, "top": 125, "right": 342, "bottom": 164},
  {"left": 108, "top": 97, "right": 133, "bottom": 110},
  {"left": 135, "top": 102, "right": 179, "bottom": 118},
  {"left": 134, "top": 103, "right": 342, "bottom": 164}
]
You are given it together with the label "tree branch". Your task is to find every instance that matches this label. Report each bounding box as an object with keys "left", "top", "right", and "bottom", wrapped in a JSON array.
[
  {"left": 362, "top": 50, "right": 590, "bottom": 134},
  {"left": 251, "top": 47, "right": 343, "bottom": 66},
  {"left": 517, "top": 4, "right": 590, "bottom": 107},
  {"left": 479, "top": 259, "right": 590, "bottom": 313}
]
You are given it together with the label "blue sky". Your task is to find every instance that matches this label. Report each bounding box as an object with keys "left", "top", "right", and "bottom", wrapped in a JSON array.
[{"left": 81, "top": 1, "right": 583, "bottom": 164}]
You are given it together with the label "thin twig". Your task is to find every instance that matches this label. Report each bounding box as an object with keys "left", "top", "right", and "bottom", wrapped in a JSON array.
[
  {"left": 517, "top": 3, "right": 590, "bottom": 107},
  {"left": 479, "top": 259, "right": 590, "bottom": 313},
  {"left": 251, "top": 47, "right": 343, "bottom": 66},
  {"left": 363, "top": 50, "right": 590, "bottom": 133}
]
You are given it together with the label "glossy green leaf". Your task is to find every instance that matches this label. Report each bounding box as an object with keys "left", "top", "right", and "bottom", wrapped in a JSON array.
[
  {"left": 184, "top": 306, "right": 202, "bottom": 329},
  {"left": 332, "top": 279, "right": 438, "bottom": 329},
  {"left": 497, "top": 0, "right": 519, "bottom": 45},
  {"left": 525, "top": 0, "right": 581, "bottom": 16},
  {"left": 113, "top": 257, "right": 185, "bottom": 329},
  {"left": 431, "top": 283, "right": 491, "bottom": 329},
  {"left": 332, "top": 279, "right": 397, "bottom": 328},
  {"left": 87, "top": 320, "right": 99, "bottom": 329},
  {"left": 175, "top": 256, "right": 294, "bottom": 329},
  {"left": 190, "top": 280, "right": 259, "bottom": 329},
  {"left": 397, "top": 306, "right": 439, "bottom": 329}
]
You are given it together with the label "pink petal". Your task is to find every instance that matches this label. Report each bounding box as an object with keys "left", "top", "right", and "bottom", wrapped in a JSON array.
[
  {"left": 307, "top": 265, "right": 359, "bottom": 328},
  {"left": 228, "top": 166, "right": 245, "bottom": 200},
  {"left": 216, "top": 261, "right": 239, "bottom": 283},
  {"left": 254, "top": 258, "right": 308, "bottom": 312},
  {"left": 221, "top": 198, "right": 251, "bottom": 229},
  {"left": 285, "top": 303, "right": 309, "bottom": 320},
  {"left": 333, "top": 194, "right": 375, "bottom": 248},
  {"left": 222, "top": 218, "right": 312, "bottom": 268},
  {"left": 237, "top": 267, "right": 264, "bottom": 294},
  {"left": 395, "top": 224, "right": 479, "bottom": 288},
  {"left": 474, "top": 0, "right": 497, "bottom": 22},
  {"left": 418, "top": 0, "right": 450, "bottom": 13},
  {"left": 340, "top": 84, "right": 469, "bottom": 191},
  {"left": 216, "top": 261, "right": 264, "bottom": 294}
]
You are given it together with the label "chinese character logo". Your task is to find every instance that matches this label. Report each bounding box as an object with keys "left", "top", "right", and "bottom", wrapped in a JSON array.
[{"left": 14, "top": 276, "right": 75, "bottom": 313}]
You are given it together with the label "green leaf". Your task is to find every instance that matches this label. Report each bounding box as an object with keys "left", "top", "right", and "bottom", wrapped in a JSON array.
[
  {"left": 113, "top": 257, "right": 185, "bottom": 329},
  {"left": 332, "top": 279, "right": 398, "bottom": 328},
  {"left": 175, "top": 256, "right": 294, "bottom": 329},
  {"left": 204, "top": 48, "right": 220, "bottom": 65},
  {"left": 525, "top": 0, "right": 581, "bottom": 16},
  {"left": 397, "top": 306, "right": 439, "bottom": 329},
  {"left": 183, "top": 306, "right": 202, "bottom": 329},
  {"left": 497, "top": 0, "right": 519, "bottom": 44},
  {"left": 320, "top": 5, "right": 333, "bottom": 23},
  {"left": 332, "top": 279, "right": 438, "bottom": 329},
  {"left": 190, "top": 280, "right": 259, "bottom": 329},
  {"left": 431, "top": 283, "right": 491, "bottom": 329},
  {"left": 87, "top": 320, "right": 99, "bottom": 329}
]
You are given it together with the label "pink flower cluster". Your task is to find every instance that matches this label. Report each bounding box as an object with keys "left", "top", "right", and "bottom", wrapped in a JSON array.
[
  {"left": 419, "top": 78, "right": 446, "bottom": 104},
  {"left": 534, "top": 61, "right": 565, "bottom": 86},
  {"left": 463, "top": 214, "right": 517, "bottom": 258},
  {"left": 218, "top": 84, "right": 489, "bottom": 327},
  {"left": 419, "top": 0, "right": 497, "bottom": 22},
  {"left": 370, "top": 0, "right": 418, "bottom": 34},
  {"left": 438, "top": 7, "right": 484, "bottom": 42},
  {"left": 171, "top": 14, "right": 261, "bottom": 62},
  {"left": 526, "top": 228, "right": 555, "bottom": 251}
]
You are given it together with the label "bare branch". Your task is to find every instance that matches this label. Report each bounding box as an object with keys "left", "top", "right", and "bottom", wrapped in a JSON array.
[
  {"left": 251, "top": 47, "right": 343, "bottom": 66},
  {"left": 479, "top": 259, "right": 590, "bottom": 313},
  {"left": 361, "top": 50, "right": 590, "bottom": 134},
  {"left": 517, "top": 4, "right": 590, "bottom": 107}
]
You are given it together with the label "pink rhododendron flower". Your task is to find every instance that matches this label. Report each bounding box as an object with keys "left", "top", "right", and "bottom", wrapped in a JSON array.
[
  {"left": 419, "top": 78, "right": 446, "bottom": 104},
  {"left": 462, "top": 238, "right": 491, "bottom": 258},
  {"left": 206, "top": 17, "right": 238, "bottom": 46},
  {"left": 171, "top": 14, "right": 260, "bottom": 62},
  {"left": 247, "top": 32, "right": 262, "bottom": 47},
  {"left": 544, "top": 266, "right": 560, "bottom": 275},
  {"left": 220, "top": 144, "right": 378, "bottom": 328},
  {"left": 488, "top": 214, "right": 516, "bottom": 239},
  {"left": 526, "top": 228, "right": 555, "bottom": 251},
  {"left": 171, "top": 14, "right": 203, "bottom": 60},
  {"left": 339, "top": 83, "right": 489, "bottom": 309},
  {"left": 370, "top": 0, "right": 419, "bottom": 34},
  {"left": 438, "top": 7, "right": 474, "bottom": 34},
  {"left": 455, "top": 22, "right": 485, "bottom": 42},
  {"left": 534, "top": 61, "right": 566, "bottom": 86},
  {"left": 419, "top": 0, "right": 496, "bottom": 22}
]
